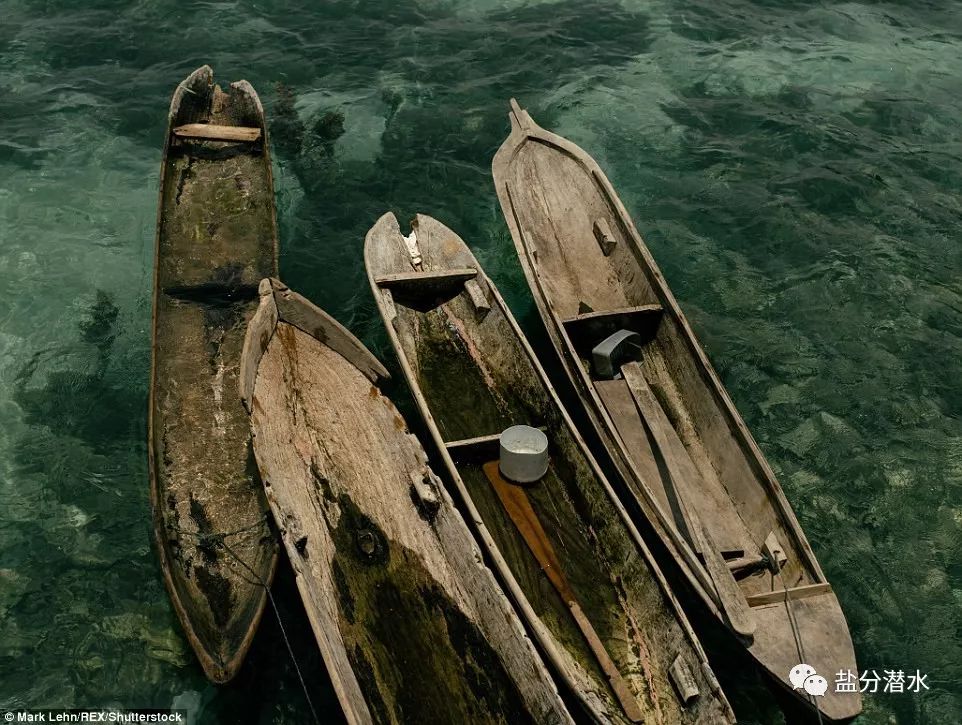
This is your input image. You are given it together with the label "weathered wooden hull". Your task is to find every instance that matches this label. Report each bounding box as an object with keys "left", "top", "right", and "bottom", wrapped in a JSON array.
[
  {"left": 148, "top": 66, "right": 279, "bottom": 683},
  {"left": 243, "top": 279, "right": 574, "bottom": 725},
  {"left": 492, "top": 101, "right": 861, "bottom": 721},
  {"left": 365, "top": 212, "right": 735, "bottom": 725}
]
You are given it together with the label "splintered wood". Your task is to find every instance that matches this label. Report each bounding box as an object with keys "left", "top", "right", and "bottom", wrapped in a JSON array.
[{"left": 248, "top": 321, "right": 571, "bottom": 725}]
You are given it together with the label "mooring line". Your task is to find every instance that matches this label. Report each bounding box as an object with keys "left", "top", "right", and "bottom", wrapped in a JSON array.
[
  {"left": 169, "top": 518, "right": 321, "bottom": 725},
  {"left": 777, "top": 572, "right": 825, "bottom": 725},
  {"left": 220, "top": 538, "right": 321, "bottom": 725}
]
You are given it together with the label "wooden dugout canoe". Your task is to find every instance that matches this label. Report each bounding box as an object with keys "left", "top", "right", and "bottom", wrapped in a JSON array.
[
  {"left": 242, "top": 278, "right": 573, "bottom": 725},
  {"left": 148, "top": 66, "right": 279, "bottom": 683},
  {"left": 365, "top": 212, "right": 735, "bottom": 725},
  {"left": 492, "top": 100, "right": 861, "bottom": 721}
]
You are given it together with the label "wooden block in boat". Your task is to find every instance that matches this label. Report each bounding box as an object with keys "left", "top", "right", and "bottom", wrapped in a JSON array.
[
  {"left": 173, "top": 123, "right": 262, "bottom": 142},
  {"left": 669, "top": 655, "right": 700, "bottom": 704},
  {"left": 593, "top": 218, "right": 617, "bottom": 256},
  {"left": 464, "top": 278, "right": 491, "bottom": 320},
  {"left": 409, "top": 468, "right": 441, "bottom": 512},
  {"left": 763, "top": 531, "right": 789, "bottom": 572}
]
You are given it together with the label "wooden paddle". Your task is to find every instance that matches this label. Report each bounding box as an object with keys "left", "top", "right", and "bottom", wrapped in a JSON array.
[
  {"left": 482, "top": 461, "right": 644, "bottom": 723},
  {"left": 620, "top": 362, "right": 755, "bottom": 639}
]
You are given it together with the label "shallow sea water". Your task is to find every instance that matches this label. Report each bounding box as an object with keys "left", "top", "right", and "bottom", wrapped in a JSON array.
[{"left": 2, "top": 1, "right": 961, "bottom": 723}]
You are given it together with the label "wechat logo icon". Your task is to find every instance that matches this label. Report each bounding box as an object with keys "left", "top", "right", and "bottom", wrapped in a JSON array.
[{"left": 789, "top": 663, "right": 828, "bottom": 697}]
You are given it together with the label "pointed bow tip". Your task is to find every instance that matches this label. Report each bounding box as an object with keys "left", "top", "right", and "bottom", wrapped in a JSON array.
[{"left": 506, "top": 97, "right": 536, "bottom": 133}]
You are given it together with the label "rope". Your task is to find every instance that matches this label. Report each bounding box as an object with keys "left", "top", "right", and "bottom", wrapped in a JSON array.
[
  {"left": 220, "top": 539, "right": 322, "bottom": 725},
  {"left": 168, "top": 516, "right": 321, "bottom": 725},
  {"left": 775, "top": 571, "right": 824, "bottom": 725}
]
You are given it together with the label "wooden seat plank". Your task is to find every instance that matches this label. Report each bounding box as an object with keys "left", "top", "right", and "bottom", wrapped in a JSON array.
[
  {"left": 746, "top": 582, "right": 832, "bottom": 608},
  {"left": 621, "top": 362, "right": 755, "bottom": 639},
  {"left": 174, "top": 123, "right": 262, "bottom": 142}
]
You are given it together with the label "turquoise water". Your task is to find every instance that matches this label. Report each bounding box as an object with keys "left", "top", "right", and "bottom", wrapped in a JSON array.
[{"left": 2, "top": 0, "right": 961, "bottom": 722}]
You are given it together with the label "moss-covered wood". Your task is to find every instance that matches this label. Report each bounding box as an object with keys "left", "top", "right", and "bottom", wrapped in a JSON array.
[
  {"left": 365, "top": 212, "right": 734, "bottom": 724},
  {"left": 148, "top": 66, "right": 279, "bottom": 683},
  {"left": 245, "top": 286, "right": 573, "bottom": 725}
]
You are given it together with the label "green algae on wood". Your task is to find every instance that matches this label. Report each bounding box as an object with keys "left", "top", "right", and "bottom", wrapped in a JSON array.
[
  {"left": 148, "top": 66, "right": 279, "bottom": 683},
  {"left": 245, "top": 279, "right": 573, "bottom": 725},
  {"left": 365, "top": 212, "right": 736, "bottom": 724}
]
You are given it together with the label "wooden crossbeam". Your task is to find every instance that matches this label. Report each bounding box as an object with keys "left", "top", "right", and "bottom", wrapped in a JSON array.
[
  {"left": 173, "top": 123, "right": 262, "bottom": 142},
  {"left": 373, "top": 268, "right": 479, "bottom": 312},
  {"left": 746, "top": 582, "right": 832, "bottom": 608},
  {"left": 374, "top": 268, "right": 477, "bottom": 288}
]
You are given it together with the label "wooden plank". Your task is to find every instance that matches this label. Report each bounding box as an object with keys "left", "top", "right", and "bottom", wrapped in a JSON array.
[
  {"left": 239, "top": 279, "right": 278, "bottom": 412},
  {"left": 622, "top": 362, "right": 755, "bottom": 639},
  {"left": 562, "top": 304, "right": 663, "bottom": 326},
  {"left": 464, "top": 278, "right": 491, "bottom": 320},
  {"left": 483, "top": 462, "right": 642, "bottom": 723},
  {"left": 593, "top": 379, "right": 669, "bottom": 513},
  {"left": 374, "top": 268, "right": 477, "bottom": 287},
  {"left": 173, "top": 123, "right": 261, "bottom": 142},
  {"left": 250, "top": 322, "right": 573, "bottom": 725},
  {"left": 373, "top": 268, "right": 478, "bottom": 312},
  {"left": 561, "top": 305, "right": 663, "bottom": 357},
  {"left": 746, "top": 582, "right": 833, "bottom": 608}
]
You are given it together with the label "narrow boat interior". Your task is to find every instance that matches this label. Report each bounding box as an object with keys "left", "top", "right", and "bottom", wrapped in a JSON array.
[
  {"left": 150, "top": 67, "right": 279, "bottom": 680},
  {"left": 501, "top": 138, "right": 820, "bottom": 608},
  {"left": 367, "top": 215, "right": 734, "bottom": 724}
]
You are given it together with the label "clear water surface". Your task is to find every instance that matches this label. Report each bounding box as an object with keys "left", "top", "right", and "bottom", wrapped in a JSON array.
[{"left": 1, "top": 1, "right": 961, "bottom": 723}]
